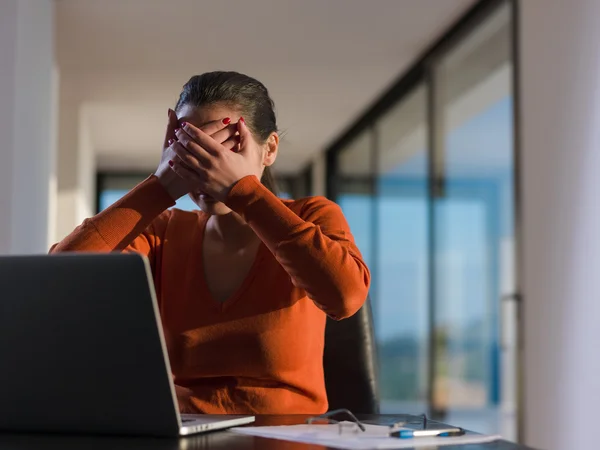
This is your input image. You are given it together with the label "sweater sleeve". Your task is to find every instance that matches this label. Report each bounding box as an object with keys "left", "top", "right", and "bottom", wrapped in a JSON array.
[
  {"left": 225, "top": 175, "right": 371, "bottom": 320},
  {"left": 49, "top": 175, "right": 176, "bottom": 268}
]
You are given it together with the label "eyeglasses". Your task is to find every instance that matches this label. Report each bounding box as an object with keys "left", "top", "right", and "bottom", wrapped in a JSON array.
[
  {"left": 305, "top": 409, "right": 429, "bottom": 436},
  {"left": 306, "top": 409, "right": 366, "bottom": 435}
]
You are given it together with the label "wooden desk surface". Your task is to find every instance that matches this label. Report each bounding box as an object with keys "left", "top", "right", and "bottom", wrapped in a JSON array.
[{"left": 0, "top": 414, "right": 537, "bottom": 450}]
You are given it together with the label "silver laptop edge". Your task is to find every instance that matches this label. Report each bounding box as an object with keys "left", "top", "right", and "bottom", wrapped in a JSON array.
[
  {"left": 139, "top": 256, "right": 183, "bottom": 427},
  {"left": 179, "top": 415, "right": 256, "bottom": 435}
]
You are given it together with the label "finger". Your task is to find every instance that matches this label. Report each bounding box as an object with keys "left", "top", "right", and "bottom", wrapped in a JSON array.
[
  {"left": 165, "top": 144, "right": 196, "bottom": 172},
  {"left": 237, "top": 117, "right": 252, "bottom": 154},
  {"left": 177, "top": 124, "right": 223, "bottom": 156},
  {"left": 210, "top": 122, "right": 238, "bottom": 144},
  {"left": 198, "top": 117, "right": 232, "bottom": 136},
  {"left": 170, "top": 140, "right": 211, "bottom": 172},
  {"left": 183, "top": 118, "right": 231, "bottom": 147},
  {"left": 162, "top": 108, "right": 179, "bottom": 150},
  {"left": 222, "top": 134, "right": 241, "bottom": 152},
  {"left": 174, "top": 128, "right": 215, "bottom": 160},
  {"left": 170, "top": 158, "right": 199, "bottom": 185}
]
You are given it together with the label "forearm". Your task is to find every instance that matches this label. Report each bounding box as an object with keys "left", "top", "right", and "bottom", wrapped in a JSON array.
[
  {"left": 274, "top": 228, "right": 371, "bottom": 319},
  {"left": 225, "top": 176, "right": 370, "bottom": 319},
  {"left": 50, "top": 175, "right": 175, "bottom": 253}
]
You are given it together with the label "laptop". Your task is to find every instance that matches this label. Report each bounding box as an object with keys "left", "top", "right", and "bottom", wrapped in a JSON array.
[{"left": 0, "top": 253, "right": 255, "bottom": 437}]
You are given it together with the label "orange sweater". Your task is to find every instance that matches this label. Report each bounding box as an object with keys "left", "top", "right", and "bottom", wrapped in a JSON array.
[{"left": 50, "top": 175, "right": 370, "bottom": 414}]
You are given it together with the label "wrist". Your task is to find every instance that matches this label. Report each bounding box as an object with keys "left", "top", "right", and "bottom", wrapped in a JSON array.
[
  {"left": 223, "top": 175, "right": 263, "bottom": 212},
  {"left": 212, "top": 173, "right": 255, "bottom": 203},
  {"left": 214, "top": 179, "right": 241, "bottom": 203},
  {"left": 155, "top": 169, "right": 186, "bottom": 201}
]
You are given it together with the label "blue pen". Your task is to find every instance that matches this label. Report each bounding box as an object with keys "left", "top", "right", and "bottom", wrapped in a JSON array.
[{"left": 391, "top": 427, "right": 465, "bottom": 439}]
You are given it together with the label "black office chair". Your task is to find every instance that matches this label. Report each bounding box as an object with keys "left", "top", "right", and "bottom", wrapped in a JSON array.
[{"left": 323, "top": 297, "right": 380, "bottom": 414}]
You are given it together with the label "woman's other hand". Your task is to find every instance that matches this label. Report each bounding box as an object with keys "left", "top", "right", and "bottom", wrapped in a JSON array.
[
  {"left": 169, "top": 118, "right": 264, "bottom": 202},
  {"left": 155, "top": 109, "right": 238, "bottom": 201}
]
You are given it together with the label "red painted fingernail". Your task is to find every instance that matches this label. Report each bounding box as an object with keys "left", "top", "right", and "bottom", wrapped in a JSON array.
[
  {"left": 168, "top": 139, "right": 174, "bottom": 145},
  {"left": 175, "top": 128, "right": 180, "bottom": 134},
  {"left": 239, "top": 117, "right": 245, "bottom": 124},
  {"left": 181, "top": 122, "right": 188, "bottom": 127},
  {"left": 168, "top": 160, "right": 174, "bottom": 167},
  {"left": 222, "top": 117, "right": 231, "bottom": 125}
]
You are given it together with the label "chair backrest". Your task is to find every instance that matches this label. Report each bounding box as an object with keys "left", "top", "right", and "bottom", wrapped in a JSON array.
[{"left": 323, "top": 297, "right": 380, "bottom": 414}]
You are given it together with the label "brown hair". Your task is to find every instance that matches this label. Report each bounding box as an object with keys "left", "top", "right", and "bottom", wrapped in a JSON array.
[{"left": 175, "top": 71, "right": 279, "bottom": 194}]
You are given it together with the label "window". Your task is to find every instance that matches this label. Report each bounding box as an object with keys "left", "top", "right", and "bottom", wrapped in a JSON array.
[
  {"left": 326, "top": 0, "right": 516, "bottom": 437},
  {"left": 432, "top": 2, "right": 514, "bottom": 436}
]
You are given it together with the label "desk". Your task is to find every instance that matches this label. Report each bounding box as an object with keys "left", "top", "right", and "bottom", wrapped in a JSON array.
[{"left": 0, "top": 415, "right": 537, "bottom": 450}]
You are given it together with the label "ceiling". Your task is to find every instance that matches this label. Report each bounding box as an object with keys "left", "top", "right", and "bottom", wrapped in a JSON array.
[{"left": 56, "top": 0, "right": 478, "bottom": 174}]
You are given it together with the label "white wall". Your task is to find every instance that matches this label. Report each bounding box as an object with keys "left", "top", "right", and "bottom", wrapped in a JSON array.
[
  {"left": 0, "top": 0, "right": 94, "bottom": 249},
  {"left": 78, "top": 106, "right": 96, "bottom": 224},
  {"left": 55, "top": 86, "right": 96, "bottom": 242},
  {"left": 519, "top": 1, "right": 600, "bottom": 448},
  {"left": 47, "top": 64, "right": 60, "bottom": 247},
  {"left": 0, "top": 0, "right": 55, "bottom": 254},
  {"left": 0, "top": 0, "right": 18, "bottom": 253}
]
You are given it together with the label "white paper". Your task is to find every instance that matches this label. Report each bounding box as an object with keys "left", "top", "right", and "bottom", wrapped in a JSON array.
[{"left": 232, "top": 422, "right": 502, "bottom": 449}]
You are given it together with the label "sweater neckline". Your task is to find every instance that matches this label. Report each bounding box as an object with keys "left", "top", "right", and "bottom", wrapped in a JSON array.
[{"left": 193, "top": 212, "right": 266, "bottom": 313}]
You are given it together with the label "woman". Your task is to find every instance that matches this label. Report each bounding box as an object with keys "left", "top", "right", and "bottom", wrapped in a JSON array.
[{"left": 51, "top": 71, "right": 370, "bottom": 415}]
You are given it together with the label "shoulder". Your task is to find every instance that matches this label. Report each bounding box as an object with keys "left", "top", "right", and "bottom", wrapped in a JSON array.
[
  {"left": 283, "top": 196, "right": 347, "bottom": 227},
  {"left": 283, "top": 195, "right": 340, "bottom": 214}
]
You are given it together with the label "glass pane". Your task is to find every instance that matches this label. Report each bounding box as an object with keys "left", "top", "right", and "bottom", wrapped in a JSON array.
[
  {"left": 375, "top": 85, "right": 429, "bottom": 414},
  {"left": 99, "top": 189, "right": 130, "bottom": 211},
  {"left": 98, "top": 174, "right": 147, "bottom": 211},
  {"left": 276, "top": 177, "right": 294, "bottom": 199},
  {"left": 336, "top": 130, "right": 374, "bottom": 270},
  {"left": 276, "top": 169, "right": 312, "bottom": 199},
  {"left": 338, "top": 193, "right": 373, "bottom": 271},
  {"left": 432, "top": 2, "right": 515, "bottom": 437}
]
